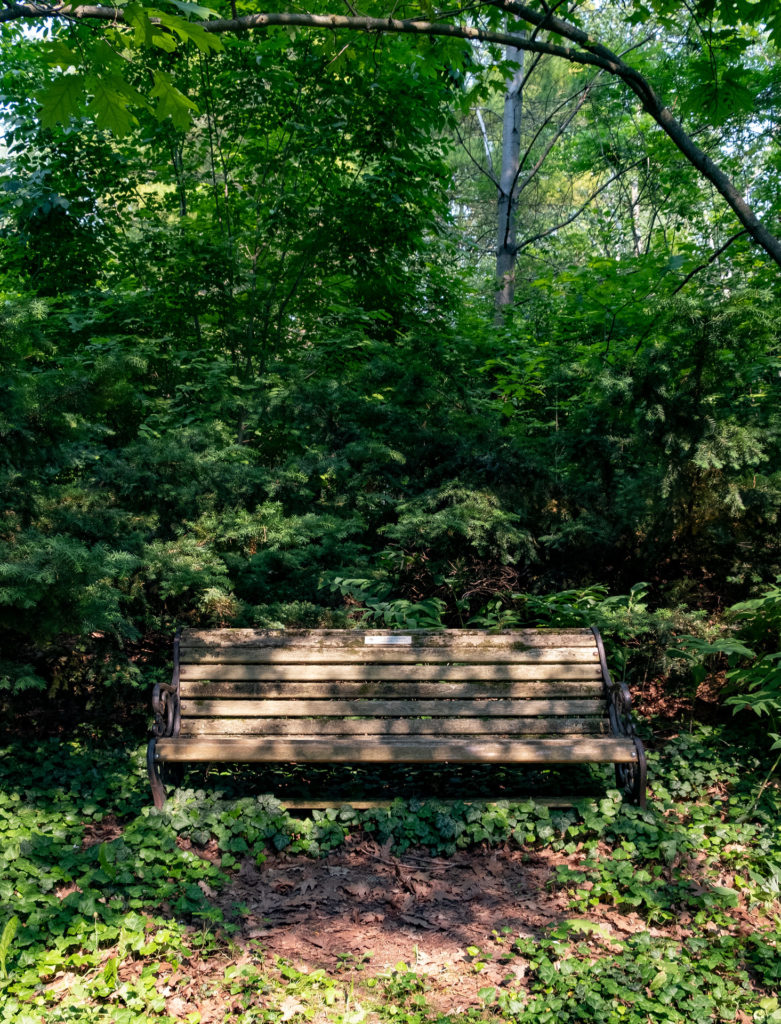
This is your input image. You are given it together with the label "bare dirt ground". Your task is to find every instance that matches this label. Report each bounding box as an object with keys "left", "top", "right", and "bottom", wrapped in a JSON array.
[
  {"left": 94, "top": 820, "right": 779, "bottom": 1022},
  {"left": 196, "top": 836, "right": 654, "bottom": 1015}
]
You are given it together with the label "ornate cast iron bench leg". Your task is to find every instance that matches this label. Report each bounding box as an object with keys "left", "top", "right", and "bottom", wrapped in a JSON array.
[
  {"left": 615, "top": 739, "right": 647, "bottom": 808},
  {"left": 593, "top": 627, "right": 647, "bottom": 807},
  {"left": 147, "top": 738, "right": 166, "bottom": 809},
  {"left": 148, "top": 630, "right": 181, "bottom": 808}
]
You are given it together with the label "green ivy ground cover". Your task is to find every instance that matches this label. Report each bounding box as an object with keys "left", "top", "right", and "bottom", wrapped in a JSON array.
[{"left": 0, "top": 726, "right": 779, "bottom": 1024}]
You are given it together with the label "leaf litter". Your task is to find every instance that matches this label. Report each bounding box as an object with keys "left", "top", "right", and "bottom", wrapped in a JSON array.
[{"left": 206, "top": 836, "right": 672, "bottom": 1012}]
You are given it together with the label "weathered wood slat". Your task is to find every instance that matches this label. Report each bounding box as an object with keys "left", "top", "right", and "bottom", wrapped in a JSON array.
[
  {"left": 156, "top": 736, "right": 638, "bottom": 764},
  {"left": 181, "top": 628, "right": 596, "bottom": 649},
  {"left": 179, "top": 662, "right": 601, "bottom": 681},
  {"left": 179, "top": 679, "right": 605, "bottom": 699},
  {"left": 179, "top": 716, "right": 608, "bottom": 737},
  {"left": 180, "top": 648, "right": 599, "bottom": 666},
  {"left": 179, "top": 697, "right": 606, "bottom": 718}
]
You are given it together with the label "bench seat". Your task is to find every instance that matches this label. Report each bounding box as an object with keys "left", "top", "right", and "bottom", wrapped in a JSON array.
[{"left": 148, "top": 627, "right": 646, "bottom": 807}]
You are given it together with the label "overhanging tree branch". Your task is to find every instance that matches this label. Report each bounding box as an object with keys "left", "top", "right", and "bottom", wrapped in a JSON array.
[
  {"left": 3, "top": 0, "right": 780, "bottom": 267},
  {"left": 494, "top": 0, "right": 781, "bottom": 266}
]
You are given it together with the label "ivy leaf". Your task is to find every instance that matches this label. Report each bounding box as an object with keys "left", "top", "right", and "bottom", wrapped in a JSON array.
[
  {"left": 649, "top": 970, "right": 668, "bottom": 991},
  {"left": 151, "top": 70, "right": 198, "bottom": 131},
  {"left": 38, "top": 75, "right": 85, "bottom": 129},
  {"left": 0, "top": 916, "right": 19, "bottom": 980}
]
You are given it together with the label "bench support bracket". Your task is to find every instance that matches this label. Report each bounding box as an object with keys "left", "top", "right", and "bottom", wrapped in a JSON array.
[
  {"left": 148, "top": 629, "right": 181, "bottom": 808},
  {"left": 592, "top": 626, "right": 647, "bottom": 808}
]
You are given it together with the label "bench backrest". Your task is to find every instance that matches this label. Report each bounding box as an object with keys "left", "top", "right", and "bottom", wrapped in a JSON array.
[{"left": 176, "top": 628, "right": 609, "bottom": 739}]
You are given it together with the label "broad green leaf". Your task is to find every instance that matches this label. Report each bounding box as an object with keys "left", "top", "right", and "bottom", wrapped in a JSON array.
[
  {"left": 162, "top": 0, "right": 220, "bottom": 19},
  {"left": 102, "top": 956, "right": 118, "bottom": 989},
  {"left": 153, "top": 10, "right": 223, "bottom": 52},
  {"left": 151, "top": 70, "right": 198, "bottom": 131},
  {"left": 125, "top": 2, "right": 154, "bottom": 46},
  {"left": 91, "top": 38, "right": 129, "bottom": 70},
  {"left": 682, "top": 62, "right": 757, "bottom": 123},
  {"left": 86, "top": 76, "right": 138, "bottom": 136},
  {"left": 151, "top": 29, "right": 178, "bottom": 53},
  {"left": 768, "top": 8, "right": 781, "bottom": 49},
  {"left": 38, "top": 74, "right": 85, "bottom": 129},
  {"left": 43, "top": 41, "right": 80, "bottom": 68}
]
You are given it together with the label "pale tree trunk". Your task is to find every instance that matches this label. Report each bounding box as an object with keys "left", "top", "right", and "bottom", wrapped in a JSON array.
[
  {"left": 495, "top": 42, "right": 524, "bottom": 319},
  {"left": 629, "top": 179, "right": 641, "bottom": 257}
]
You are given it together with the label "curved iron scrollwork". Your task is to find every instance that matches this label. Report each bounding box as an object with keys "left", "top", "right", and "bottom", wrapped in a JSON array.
[
  {"left": 607, "top": 679, "right": 635, "bottom": 739},
  {"left": 151, "top": 629, "right": 181, "bottom": 738},
  {"left": 591, "top": 627, "right": 648, "bottom": 808},
  {"left": 151, "top": 681, "right": 177, "bottom": 737},
  {"left": 615, "top": 748, "right": 647, "bottom": 808}
]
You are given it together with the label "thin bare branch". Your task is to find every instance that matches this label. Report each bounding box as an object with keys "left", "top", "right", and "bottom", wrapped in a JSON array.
[
  {"left": 456, "top": 117, "right": 499, "bottom": 186},
  {"left": 514, "top": 74, "right": 599, "bottom": 196},
  {"left": 474, "top": 108, "right": 495, "bottom": 176},
  {"left": 516, "top": 161, "right": 643, "bottom": 254},
  {"left": 671, "top": 230, "right": 748, "bottom": 294}
]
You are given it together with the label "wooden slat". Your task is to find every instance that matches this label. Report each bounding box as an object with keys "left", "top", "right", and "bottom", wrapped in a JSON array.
[
  {"left": 179, "top": 716, "right": 608, "bottom": 737},
  {"left": 180, "top": 648, "right": 599, "bottom": 666},
  {"left": 156, "top": 736, "right": 638, "bottom": 764},
  {"left": 179, "top": 662, "right": 601, "bottom": 682},
  {"left": 179, "top": 698, "right": 606, "bottom": 718},
  {"left": 181, "top": 628, "right": 596, "bottom": 650},
  {"left": 179, "top": 680, "right": 605, "bottom": 699}
]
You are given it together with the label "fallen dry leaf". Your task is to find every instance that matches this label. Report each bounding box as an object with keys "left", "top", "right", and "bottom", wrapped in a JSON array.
[{"left": 279, "top": 994, "right": 305, "bottom": 1021}]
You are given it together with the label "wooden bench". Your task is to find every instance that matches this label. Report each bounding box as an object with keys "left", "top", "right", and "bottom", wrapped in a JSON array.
[{"left": 147, "top": 628, "right": 647, "bottom": 809}]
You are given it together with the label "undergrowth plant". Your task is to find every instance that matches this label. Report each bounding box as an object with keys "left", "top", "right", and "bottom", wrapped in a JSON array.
[{"left": 0, "top": 726, "right": 780, "bottom": 1023}]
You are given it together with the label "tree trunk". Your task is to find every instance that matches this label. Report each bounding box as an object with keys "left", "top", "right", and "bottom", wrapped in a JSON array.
[{"left": 495, "top": 42, "right": 524, "bottom": 319}]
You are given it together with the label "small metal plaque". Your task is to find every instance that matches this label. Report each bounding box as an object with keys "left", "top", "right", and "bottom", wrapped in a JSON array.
[{"left": 364, "top": 635, "right": 413, "bottom": 645}]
